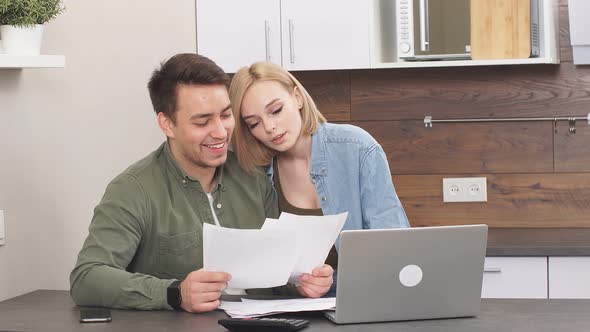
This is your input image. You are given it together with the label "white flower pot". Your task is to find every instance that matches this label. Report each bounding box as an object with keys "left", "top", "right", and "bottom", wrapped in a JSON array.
[{"left": 0, "top": 25, "right": 45, "bottom": 55}]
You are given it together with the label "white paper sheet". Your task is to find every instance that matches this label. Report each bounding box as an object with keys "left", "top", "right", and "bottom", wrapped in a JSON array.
[
  {"left": 203, "top": 223, "right": 297, "bottom": 289},
  {"left": 203, "top": 212, "right": 347, "bottom": 289},
  {"left": 219, "top": 297, "right": 336, "bottom": 318},
  {"left": 263, "top": 212, "right": 348, "bottom": 284}
]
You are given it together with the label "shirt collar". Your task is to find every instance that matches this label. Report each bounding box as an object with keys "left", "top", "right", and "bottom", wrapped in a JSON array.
[
  {"left": 162, "top": 141, "right": 225, "bottom": 192},
  {"left": 310, "top": 122, "right": 328, "bottom": 177}
]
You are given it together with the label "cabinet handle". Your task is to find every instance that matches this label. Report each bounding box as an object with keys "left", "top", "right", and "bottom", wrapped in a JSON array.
[
  {"left": 264, "top": 20, "right": 271, "bottom": 62},
  {"left": 419, "top": 0, "right": 430, "bottom": 52},
  {"left": 484, "top": 267, "right": 502, "bottom": 273},
  {"left": 289, "top": 19, "right": 295, "bottom": 64}
]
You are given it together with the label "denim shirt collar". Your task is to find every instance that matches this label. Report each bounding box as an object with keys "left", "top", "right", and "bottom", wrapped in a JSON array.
[{"left": 310, "top": 122, "right": 328, "bottom": 177}]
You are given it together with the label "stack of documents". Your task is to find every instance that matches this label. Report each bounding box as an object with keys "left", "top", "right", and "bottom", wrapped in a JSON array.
[
  {"left": 203, "top": 212, "right": 347, "bottom": 289},
  {"left": 219, "top": 297, "right": 336, "bottom": 318}
]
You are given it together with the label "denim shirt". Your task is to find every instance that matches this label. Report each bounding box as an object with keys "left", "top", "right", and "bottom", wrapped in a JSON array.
[{"left": 267, "top": 122, "right": 410, "bottom": 250}]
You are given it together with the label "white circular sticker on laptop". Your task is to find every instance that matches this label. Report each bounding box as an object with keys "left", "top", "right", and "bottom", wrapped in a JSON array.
[{"left": 399, "top": 264, "right": 423, "bottom": 287}]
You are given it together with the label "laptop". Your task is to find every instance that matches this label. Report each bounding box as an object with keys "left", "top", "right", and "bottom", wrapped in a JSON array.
[{"left": 325, "top": 224, "right": 488, "bottom": 324}]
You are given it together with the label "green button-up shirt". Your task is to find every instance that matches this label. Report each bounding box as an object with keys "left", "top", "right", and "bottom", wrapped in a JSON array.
[{"left": 70, "top": 142, "right": 279, "bottom": 310}]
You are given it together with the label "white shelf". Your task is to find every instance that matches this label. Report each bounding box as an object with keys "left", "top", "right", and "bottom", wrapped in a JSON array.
[
  {"left": 0, "top": 55, "right": 66, "bottom": 68},
  {"left": 372, "top": 57, "right": 559, "bottom": 69}
]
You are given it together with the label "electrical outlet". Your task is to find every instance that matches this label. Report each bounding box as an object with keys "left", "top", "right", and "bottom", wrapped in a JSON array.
[{"left": 443, "top": 177, "right": 487, "bottom": 203}]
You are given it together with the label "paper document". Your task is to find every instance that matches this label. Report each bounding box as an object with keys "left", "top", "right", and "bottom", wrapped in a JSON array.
[
  {"left": 263, "top": 212, "right": 348, "bottom": 284},
  {"left": 219, "top": 297, "right": 336, "bottom": 318},
  {"left": 203, "top": 212, "right": 347, "bottom": 289},
  {"left": 203, "top": 223, "right": 297, "bottom": 289}
]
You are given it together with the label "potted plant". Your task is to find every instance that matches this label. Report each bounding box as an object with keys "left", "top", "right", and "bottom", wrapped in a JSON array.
[{"left": 0, "top": 0, "right": 65, "bottom": 55}]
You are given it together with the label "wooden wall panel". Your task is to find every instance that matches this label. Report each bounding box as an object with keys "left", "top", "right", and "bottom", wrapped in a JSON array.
[
  {"left": 293, "top": 1, "right": 590, "bottom": 228},
  {"left": 393, "top": 173, "right": 590, "bottom": 228},
  {"left": 351, "top": 121, "right": 554, "bottom": 174},
  {"left": 351, "top": 63, "right": 590, "bottom": 121},
  {"left": 555, "top": 122, "right": 590, "bottom": 172},
  {"left": 292, "top": 71, "right": 350, "bottom": 121}
]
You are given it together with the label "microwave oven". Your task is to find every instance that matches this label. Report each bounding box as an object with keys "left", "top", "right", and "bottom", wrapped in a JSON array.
[
  {"left": 396, "top": 0, "right": 540, "bottom": 61},
  {"left": 397, "top": 0, "right": 471, "bottom": 60}
]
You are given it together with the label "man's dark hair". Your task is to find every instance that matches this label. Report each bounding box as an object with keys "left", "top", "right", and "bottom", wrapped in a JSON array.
[{"left": 148, "top": 53, "right": 229, "bottom": 123}]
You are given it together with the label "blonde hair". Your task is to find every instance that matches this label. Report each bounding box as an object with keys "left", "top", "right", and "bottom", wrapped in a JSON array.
[{"left": 229, "top": 62, "right": 326, "bottom": 174}]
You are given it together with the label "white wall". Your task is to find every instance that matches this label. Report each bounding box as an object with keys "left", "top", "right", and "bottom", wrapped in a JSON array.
[{"left": 0, "top": 0, "right": 196, "bottom": 301}]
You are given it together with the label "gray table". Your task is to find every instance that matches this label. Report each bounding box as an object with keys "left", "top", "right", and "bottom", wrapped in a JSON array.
[{"left": 1, "top": 290, "right": 590, "bottom": 332}]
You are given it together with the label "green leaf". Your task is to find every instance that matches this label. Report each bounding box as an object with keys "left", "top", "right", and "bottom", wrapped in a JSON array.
[{"left": 0, "top": 0, "right": 65, "bottom": 27}]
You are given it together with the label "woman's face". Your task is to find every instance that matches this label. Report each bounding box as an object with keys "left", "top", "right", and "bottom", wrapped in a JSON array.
[{"left": 239, "top": 80, "right": 304, "bottom": 153}]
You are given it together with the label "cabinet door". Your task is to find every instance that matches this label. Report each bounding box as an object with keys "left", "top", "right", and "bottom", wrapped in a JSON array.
[
  {"left": 481, "top": 257, "right": 548, "bottom": 299},
  {"left": 280, "top": 0, "right": 370, "bottom": 71},
  {"left": 549, "top": 257, "right": 590, "bottom": 299},
  {"left": 196, "top": 0, "right": 281, "bottom": 73}
]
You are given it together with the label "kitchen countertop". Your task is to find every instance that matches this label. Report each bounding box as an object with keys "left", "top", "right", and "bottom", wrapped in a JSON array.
[{"left": 487, "top": 228, "right": 590, "bottom": 256}]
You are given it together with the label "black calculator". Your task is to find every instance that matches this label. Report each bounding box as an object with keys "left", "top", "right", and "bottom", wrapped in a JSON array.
[{"left": 218, "top": 317, "right": 309, "bottom": 332}]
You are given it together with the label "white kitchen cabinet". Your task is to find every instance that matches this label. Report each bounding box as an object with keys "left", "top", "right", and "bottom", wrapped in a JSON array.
[
  {"left": 568, "top": 0, "right": 590, "bottom": 64},
  {"left": 280, "top": 0, "right": 370, "bottom": 71},
  {"left": 196, "top": 0, "right": 371, "bottom": 72},
  {"left": 481, "top": 257, "right": 548, "bottom": 299},
  {"left": 549, "top": 257, "right": 590, "bottom": 299},
  {"left": 196, "top": 0, "right": 281, "bottom": 73},
  {"left": 197, "top": 0, "right": 558, "bottom": 72}
]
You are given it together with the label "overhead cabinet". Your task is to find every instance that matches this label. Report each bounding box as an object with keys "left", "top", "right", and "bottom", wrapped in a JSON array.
[
  {"left": 196, "top": 0, "right": 282, "bottom": 73},
  {"left": 197, "top": 0, "right": 559, "bottom": 72},
  {"left": 196, "top": 0, "right": 371, "bottom": 73},
  {"left": 568, "top": 0, "right": 590, "bottom": 64}
]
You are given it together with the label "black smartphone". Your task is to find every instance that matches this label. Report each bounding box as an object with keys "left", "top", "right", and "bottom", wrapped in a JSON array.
[{"left": 79, "top": 308, "right": 112, "bottom": 323}]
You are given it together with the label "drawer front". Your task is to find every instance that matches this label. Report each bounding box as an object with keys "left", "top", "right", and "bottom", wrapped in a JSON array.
[
  {"left": 482, "top": 257, "right": 547, "bottom": 299},
  {"left": 549, "top": 257, "right": 590, "bottom": 299}
]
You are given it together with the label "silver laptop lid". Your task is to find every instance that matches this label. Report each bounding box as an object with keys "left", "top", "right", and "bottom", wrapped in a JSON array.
[{"left": 332, "top": 224, "right": 488, "bottom": 324}]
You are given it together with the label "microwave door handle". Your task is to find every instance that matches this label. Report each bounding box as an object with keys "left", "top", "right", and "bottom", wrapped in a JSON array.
[{"left": 419, "top": 0, "right": 430, "bottom": 52}]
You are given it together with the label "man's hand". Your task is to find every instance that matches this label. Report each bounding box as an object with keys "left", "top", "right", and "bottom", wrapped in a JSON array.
[
  {"left": 179, "top": 269, "right": 231, "bottom": 313},
  {"left": 296, "top": 264, "right": 334, "bottom": 298}
]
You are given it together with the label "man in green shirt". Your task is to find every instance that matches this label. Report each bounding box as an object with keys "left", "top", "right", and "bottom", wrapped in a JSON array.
[{"left": 70, "top": 53, "right": 334, "bottom": 313}]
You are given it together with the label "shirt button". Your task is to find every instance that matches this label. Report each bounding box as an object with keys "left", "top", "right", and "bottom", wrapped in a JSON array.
[
  {"left": 321, "top": 196, "right": 327, "bottom": 201},
  {"left": 321, "top": 169, "right": 327, "bottom": 176},
  {"left": 182, "top": 179, "right": 187, "bottom": 184},
  {"left": 217, "top": 203, "right": 222, "bottom": 209}
]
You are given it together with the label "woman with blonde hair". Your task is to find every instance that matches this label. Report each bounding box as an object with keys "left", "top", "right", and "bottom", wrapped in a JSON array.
[{"left": 229, "top": 62, "right": 410, "bottom": 294}]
